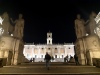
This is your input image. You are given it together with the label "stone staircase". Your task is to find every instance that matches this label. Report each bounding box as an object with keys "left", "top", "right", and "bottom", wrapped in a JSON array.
[{"left": 0, "top": 62, "right": 100, "bottom": 75}]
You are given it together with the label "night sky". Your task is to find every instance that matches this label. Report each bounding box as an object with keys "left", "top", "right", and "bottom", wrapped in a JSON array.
[{"left": 0, "top": 0, "right": 100, "bottom": 44}]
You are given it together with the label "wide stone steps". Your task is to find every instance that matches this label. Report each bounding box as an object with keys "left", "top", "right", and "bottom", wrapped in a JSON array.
[{"left": 0, "top": 62, "right": 100, "bottom": 75}]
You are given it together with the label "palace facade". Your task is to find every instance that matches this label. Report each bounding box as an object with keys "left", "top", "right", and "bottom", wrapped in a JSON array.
[{"left": 23, "top": 32, "right": 75, "bottom": 62}]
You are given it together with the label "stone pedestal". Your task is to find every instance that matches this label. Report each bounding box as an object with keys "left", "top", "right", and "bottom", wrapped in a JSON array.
[
  {"left": 75, "top": 35, "right": 100, "bottom": 66},
  {"left": 12, "top": 39, "right": 23, "bottom": 65},
  {"left": 12, "top": 39, "right": 29, "bottom": 65},
  {"left": 75, "top": 38, "right": 86, "bottom": 65},
  {"left": 85, "top": 35, "right": 100, "bottom": 65}
]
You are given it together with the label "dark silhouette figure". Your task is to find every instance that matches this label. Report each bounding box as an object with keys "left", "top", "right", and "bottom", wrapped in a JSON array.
[
  {"left": 70, "top": 55, "right": 73, "bottom": 60},
  {"left": 51, "top": 56, "right": 54, "bottom": 62},
  {"left": 74, "top": 54, "right": 79, "bottom": 65},
  {"left": 66, "top": 55, "right": 69, "bottom": 62},
  {"left": 44, "top": 52, "right": 51, "bottom": 70}
]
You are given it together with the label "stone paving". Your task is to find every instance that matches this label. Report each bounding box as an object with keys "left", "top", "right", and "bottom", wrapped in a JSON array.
[{"left": 0, "top": 62, "right": 100, "bottom": 75}]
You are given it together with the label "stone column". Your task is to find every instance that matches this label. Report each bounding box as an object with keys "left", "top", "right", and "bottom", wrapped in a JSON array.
[
  {"left": 52, "top": 48, "right": 54, "bottom": 57},
  {"left": 32, "top": 47, "right": 34, "bottom": 58},
  {"left": 38, "top": 48, "right": 40, "bottom": 58},
  {"left": 64, "top": 47, "right": 67, "bottom": 57},
  {"left": 58, "top": 48, "right": 60, "bottom": 58}
]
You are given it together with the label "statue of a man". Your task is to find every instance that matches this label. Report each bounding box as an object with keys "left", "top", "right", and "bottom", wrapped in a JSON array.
[
  {"left": 11, "top": 14, "right": 24, "bottom": 39},
  {"left": 74, "top": 14, "right": 86, "bottom": 39},
  {"left": 88, "top": 12, "right": 97, "bottom": 35}
]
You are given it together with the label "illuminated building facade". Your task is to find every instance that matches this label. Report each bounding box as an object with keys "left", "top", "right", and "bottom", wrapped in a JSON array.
[{"left": 23, "top": 32, "right": 75, "bottom": 62}]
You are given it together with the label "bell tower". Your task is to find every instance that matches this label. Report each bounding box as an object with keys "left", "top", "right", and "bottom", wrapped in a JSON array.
[{"left": 47, "top": 32, "right": 52, "bottom": 45}]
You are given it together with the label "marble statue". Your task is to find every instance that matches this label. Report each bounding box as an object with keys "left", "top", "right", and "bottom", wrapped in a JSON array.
[
  {"left": 11, "top": 14, "right": 24, "bottom": 39},
  {"left": 0, "top": 12, "right": 14, "bottom": 36},
  {"left": 86, "top": 12, "right": 96, "bottom": 35},
  {"left": 1, "top": 12, "right": 10, "bottom": 36},
  {"left": 74, "top": 14, "right": 86, "bottom": 39}
]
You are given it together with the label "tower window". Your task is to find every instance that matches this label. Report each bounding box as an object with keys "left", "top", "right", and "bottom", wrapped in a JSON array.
[
  {"left": 49, "top": 35, "right": 50, "bottom": 37},
  {"left": 49, "top": 40, "right": 50, "bottom": 43}
]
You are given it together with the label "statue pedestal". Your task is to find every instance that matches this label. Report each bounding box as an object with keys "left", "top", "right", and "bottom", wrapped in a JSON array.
[
  {"left": 12, "top": 39, "right": 23, "bottom": 65},
  {"left": 85, "top": 35, "right": 100, "bottom": 65},
  {"left": 75, "top": 35, "right": 100, "bottom": 65},
  {"left": 75, "top": 38, "right": 86, "bottom": 65},
  {"left": 12, "top": 39, "right": 29, "bottom": 65}
]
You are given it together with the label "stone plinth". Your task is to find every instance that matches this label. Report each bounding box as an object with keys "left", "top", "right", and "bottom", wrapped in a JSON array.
[
  {"left": 75, "top": 38, "right": 86, "bottom": 65},
  {"left": 85, "top": 35, "right": 100, "bottom": 65},
  {"left": 75, "top": 35, "right": 100, "bottom": 66},
  {"left": 12, "top": 39, "right": 23, "bottom": 65}
]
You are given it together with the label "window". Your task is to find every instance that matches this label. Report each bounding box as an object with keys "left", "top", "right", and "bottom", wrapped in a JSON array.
[
  {"left": 41, "top": 55, "right": 43, "bottom": 58},
  {"left": 55, "top": 55, "right": 57, "bottom": 58},
  {"left": 35, "top": 55, "right": 37, "bottom": 58},
  {"left": 49, "top": 40, "right": 50, "bottom": 43},
  {"left": 62, "top": 55, "right": 63, "bottom": 58}
]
